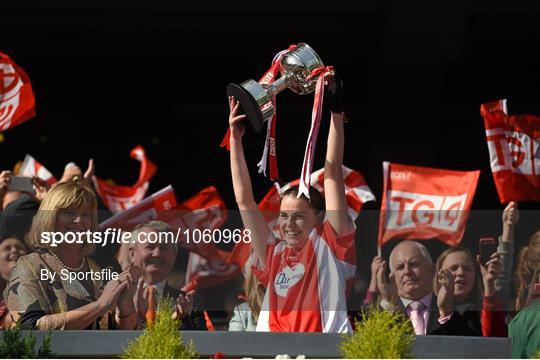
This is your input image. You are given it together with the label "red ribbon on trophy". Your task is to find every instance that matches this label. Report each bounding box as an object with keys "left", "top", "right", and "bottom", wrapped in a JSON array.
[
  {"left": 255, "top": 45, "right": 297, "bottom": 180},
  {"left": 298, "top": 65, "right": 333, "bottom": 198}
]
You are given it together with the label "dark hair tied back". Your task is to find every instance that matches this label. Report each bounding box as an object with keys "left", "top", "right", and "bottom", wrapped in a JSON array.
[{"left": 281, "top": 185, "right": 325, "bottom": 214}]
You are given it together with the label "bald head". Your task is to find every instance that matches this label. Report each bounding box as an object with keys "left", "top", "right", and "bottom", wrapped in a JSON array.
[
  {"left": 389, "top": 241, "right": 435, "bottom": 300},
  {"left": 389, "top": 241, "right": 433, "bottom": 272}
]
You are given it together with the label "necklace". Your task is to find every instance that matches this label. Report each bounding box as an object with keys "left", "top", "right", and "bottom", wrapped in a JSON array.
[{"left": 48, "top": 250, "right": 87, "bottom": 272}]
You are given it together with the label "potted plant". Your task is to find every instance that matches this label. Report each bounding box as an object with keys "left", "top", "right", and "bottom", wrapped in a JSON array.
[
  {"left": 122, "top": 297, "right": 198, "bottom": 359},
  {"left": 339, "top": 306, "right": 415, "bottom": 359}
]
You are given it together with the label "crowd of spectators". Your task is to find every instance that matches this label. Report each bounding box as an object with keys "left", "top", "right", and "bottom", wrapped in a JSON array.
[{"left": 0, "top": 73, "right": 538, "bottom": 359}]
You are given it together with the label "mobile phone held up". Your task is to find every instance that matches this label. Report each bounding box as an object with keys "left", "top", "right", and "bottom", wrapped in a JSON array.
[
  {"left": 479, "top": 237, "right": 497, "bottom": 265},
  {"left": 7, "top": 176, "right": 34, "bottom": 193}
]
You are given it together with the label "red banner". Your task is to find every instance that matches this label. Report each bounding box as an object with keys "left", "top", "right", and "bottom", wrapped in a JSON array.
[
  {"left": 101, "top": 184, "right": 237, "bottom": 289},
  {"left": 480, "top": 99, "right": 540, "bottom": 203},
  {"left": 99, "top": 185, "right": 177, "bottom": 230},
  {"left": 102, "top": 185, "right": 229, "bottom": 258},
  {"left": 167, "top": 186, "right": 228, "bottom": 257},
  {"left": 286, "top": 165, "right": 376, "bottom": 220},
  {"left": 19, "top": 154, "right": 57, "bottom": 186},
  {"left": 185, "top": 251, "right": 240, "bottom": 290},
  {"left": 93, "top": 145, "right": 157, "bottom": 211},
  {"left": 178, "top": 186, "right": 239, "bottom": 289},
  {"left": 0, "top": 52, "right": 36, "bottom": 132},
  {"left": 227, "top": 183, "right": 281, "bottom": 272},
  {"left": 378, "top": 162, "right": 480, "bottom": 247}
]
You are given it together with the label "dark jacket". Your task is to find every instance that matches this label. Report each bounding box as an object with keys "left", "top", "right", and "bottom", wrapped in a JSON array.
[
  {"left": 417, "top": 297, "right": 482, "bottom": 336},
  {"left": 163, "top": 283, "right": 207, "bottom": 331},
  {"left": 0, "top": 193, "right": 38, "bottom": 240},
  {"left": 354, "top": 294, "right": 482, "bottom": 336}
]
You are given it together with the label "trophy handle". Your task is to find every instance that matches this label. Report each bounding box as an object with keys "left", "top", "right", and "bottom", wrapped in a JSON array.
[{"left": 227, "top": 81, "right": 274, "bottom": 133}]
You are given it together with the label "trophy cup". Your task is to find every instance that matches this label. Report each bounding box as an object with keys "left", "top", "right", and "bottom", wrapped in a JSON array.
[{"left": 226, "top": 43, "right": 329, "bottom": 132}]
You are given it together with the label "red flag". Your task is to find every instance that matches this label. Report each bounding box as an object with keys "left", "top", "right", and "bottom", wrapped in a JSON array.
[
  {"left": 102, "top": 184, "right": 238, "bottom": 289},
  {"left": 480, "top": 99, "right": 540, "bottom": 203},
  {"left": 93, "top": 145, "right": 157, "bottom": 211},
  {"left": 101, "top": 185, "right": 230, "bottom": 259},
  {"left": 378, "top": 162, "right": 480, "bottom": 247},
  {"left": 174, "top": 186, "right": 239, "bottom": 289},
  {"left": 168, "top": 186, "right": 228, "bottom": 257},
  {"left": 0, "top": 52, "right": 36, "bottom": 132},
  {"left": 220, "top": 128, "right": 231, "bottom": 151},
  {"left": 99, "top": 185, "right": 177, "bottom": 230},
  {"left": 185, "top": 251, "right": 239, "bottom": 289},
  {"left": 103, "top": 185, "right": 227, "bottom": 257},
  {"left": 282, "top": 165, "right": 375, "bottom": 219},
  {"left": 19, "top": 154, "right": 57, "bottom": 186},
  {"left": 227, "top": 183, "right": 281, "bottom": 271}
]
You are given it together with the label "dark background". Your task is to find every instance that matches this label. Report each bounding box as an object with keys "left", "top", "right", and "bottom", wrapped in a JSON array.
[{"left": 1, "top": 0, "right": 539, "bottom": 310}]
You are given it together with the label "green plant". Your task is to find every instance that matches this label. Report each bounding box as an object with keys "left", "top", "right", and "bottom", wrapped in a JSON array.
[
  {"left": 532, "top": 348, "right": 540, "bottom": 359},
  {"left": 339, "top": 306, "right": 415, "bottom": 359},
  {"left": 122, "top": 297, "right": 198, "bottom": 359},
  {"left": 0, "top": 321, "right": 54, "bottom": 358}
]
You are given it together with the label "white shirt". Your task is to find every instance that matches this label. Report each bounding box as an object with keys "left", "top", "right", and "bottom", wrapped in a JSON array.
[
  {"left": 401, "top": 293, "right": 433, "bottom": 335},
  {"left": 144, "top": 279, "right": 167, "bottom": 298}
]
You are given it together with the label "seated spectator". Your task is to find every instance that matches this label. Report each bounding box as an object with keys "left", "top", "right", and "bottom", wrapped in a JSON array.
[
  {"left": 5, "top": 181, "right": 140, "bottom": 330},
  {"left": 0, "top": 235, "right": 28, "bottom": 329},
  {"left": 376, "top": 240, "right": 484, "bottom": 336},
  {"left": 229, "top": 265, "right": 264, "bottom": 331},
  {"left": 128, "top": 221, "right": 206, "bottom": 330},
  {"left": 509, "top": 230, "right": 540, "bottom": 358},
  {"left": 433, "top": 247, "right": 505, "bottom": 336}
]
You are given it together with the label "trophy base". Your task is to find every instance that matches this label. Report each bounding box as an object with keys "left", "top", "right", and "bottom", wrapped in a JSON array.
[{"left": 227, "top": 83, "right": 264, "bottom": 133}]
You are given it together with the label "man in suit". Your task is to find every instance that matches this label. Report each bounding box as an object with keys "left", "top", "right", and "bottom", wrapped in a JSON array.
[
  {"left": 376, "top": 240, "right": 475, "bottom": 335},
  {"left": 129, "top": 220, "right": 206, "bottom": 330}
]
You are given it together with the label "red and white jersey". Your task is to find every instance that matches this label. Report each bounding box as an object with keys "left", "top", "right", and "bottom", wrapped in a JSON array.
[{"left": 255, "top": 220, "right": 356, "bottom": 333}]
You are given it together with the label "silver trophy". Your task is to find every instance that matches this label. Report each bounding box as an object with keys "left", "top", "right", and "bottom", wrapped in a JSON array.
[{"left": 227, "top": 43, "right": 328, "bottom": 132}]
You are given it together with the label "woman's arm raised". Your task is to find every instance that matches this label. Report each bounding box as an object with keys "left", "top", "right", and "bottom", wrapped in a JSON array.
[
  {"left": 228, "top": 96, "right": 270, "bottom": 265},
  {"left": 324, "top": 74, "right": 349, "bottom": 235}
]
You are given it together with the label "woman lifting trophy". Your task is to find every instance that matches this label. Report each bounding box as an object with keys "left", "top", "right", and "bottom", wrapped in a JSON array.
[{"left": 226, "top": 43, "right": 354, "bottom": 333}]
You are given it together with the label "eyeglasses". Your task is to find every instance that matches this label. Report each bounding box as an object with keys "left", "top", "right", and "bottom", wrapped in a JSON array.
[{"left": 59, "top": 210, "right": 92, "bottom": 222}]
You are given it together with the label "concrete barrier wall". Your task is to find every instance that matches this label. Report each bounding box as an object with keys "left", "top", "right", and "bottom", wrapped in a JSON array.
[{"left": 21, "top": 331, "right": 511, "bottom": 358}]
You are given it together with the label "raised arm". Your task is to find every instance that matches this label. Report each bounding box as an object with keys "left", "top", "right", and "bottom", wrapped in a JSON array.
[
  {"left": 495, "top": 201, "right": 518, "bottom": 308},
  {"left": 0, "top": 170, "right": 12, "bottom": 209},
  {"left": 228, "top": 96, "right": 270, "bottom": 265},
  {"left": 324, "top": 74, "right": 349, "bottom": 235}
]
